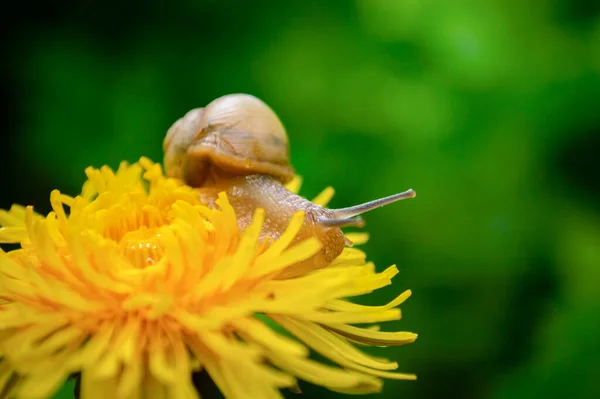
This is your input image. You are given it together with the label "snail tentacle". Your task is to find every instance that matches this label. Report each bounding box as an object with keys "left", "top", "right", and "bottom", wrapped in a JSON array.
[
  {"left": 329, "top": 189, "right": 416, "bottom": 219},
  {"left": 316, "top": 216, "right": 365, "bottom": 228}
]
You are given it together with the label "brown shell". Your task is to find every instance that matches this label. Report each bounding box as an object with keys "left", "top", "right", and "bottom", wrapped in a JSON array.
[
  {"left": 177, "top": 93, "right": 295, "bottom": 186},
  {"left": 163, "top": 107, "right": 205, "bottom": 182}
]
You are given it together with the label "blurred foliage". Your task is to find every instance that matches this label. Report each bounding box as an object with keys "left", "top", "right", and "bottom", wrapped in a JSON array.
[{"left": 2, "top": 0, "right": 600, "bottom": 398}]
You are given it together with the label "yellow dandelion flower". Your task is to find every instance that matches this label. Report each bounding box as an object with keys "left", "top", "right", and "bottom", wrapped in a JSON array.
[{"left": 0, "top": 158, "right": 417, "bottom": 399}]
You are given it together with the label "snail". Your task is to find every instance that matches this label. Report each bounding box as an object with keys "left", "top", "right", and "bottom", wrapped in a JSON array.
[{"left": 163, "top": 93, "right": 415, "bottom": 278}]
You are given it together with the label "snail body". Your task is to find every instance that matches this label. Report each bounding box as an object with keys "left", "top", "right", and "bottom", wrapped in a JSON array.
[
  {"left": 194, "top": 172, "right": 347, "bottom": 278},
  {"left": 164, "top": 94, "right": 415, "bottom": 277}
]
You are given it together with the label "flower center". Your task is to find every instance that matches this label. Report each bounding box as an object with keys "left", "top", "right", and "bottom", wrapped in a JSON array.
[
  {"left": 100, "top": 202, "right": 170, "bottom": 269},
  {"left": 118, "top": 226, "right": 164, "bottom": 269},
  {"left": 76, "top": 159, "right": 203, "bottom": 270}
]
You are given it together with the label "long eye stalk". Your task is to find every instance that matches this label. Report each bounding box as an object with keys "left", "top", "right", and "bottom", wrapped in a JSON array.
[
  {"left": 317, "top": 217, "right": 365, "bottom": 228},
  {"left": 317, "top": 189, "right": 416, "bottom": 228}
]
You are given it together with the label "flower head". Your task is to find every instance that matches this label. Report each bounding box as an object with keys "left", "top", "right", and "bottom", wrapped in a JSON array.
[{"left": 0, "top": 158, "right": 416, "bottom": 399}]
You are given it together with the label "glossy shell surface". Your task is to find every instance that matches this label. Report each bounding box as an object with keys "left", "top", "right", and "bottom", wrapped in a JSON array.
[{"left": 189, "top": 93, "right": 295, "bottom": 183}]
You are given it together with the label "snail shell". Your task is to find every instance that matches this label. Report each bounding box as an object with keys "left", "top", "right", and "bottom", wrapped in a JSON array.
[{"left": 164, "top": 94, "right": 295, "bottom": 187}]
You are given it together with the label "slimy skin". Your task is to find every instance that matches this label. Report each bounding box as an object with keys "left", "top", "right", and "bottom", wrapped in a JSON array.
[{"left": 197, "top": 171, "right": 346, "bottom": 278}]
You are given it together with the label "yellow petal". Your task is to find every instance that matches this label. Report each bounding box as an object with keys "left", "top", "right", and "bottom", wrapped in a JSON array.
[
  {"left": 326, "top": 323, "right": 418, "bottom": 346},
  {"left": 232, "top": 317, "right": 308, "bottom": 357},
  {"left": 311, "top": 187, "right": 335, "bottom": 207},
  {"left": 0, "top": 227, "right": 28, "bottom": 243},
  {"left": 221, "top": 209, "right": 264, "bottom": 290},
  {"left": 284, "top": 175, "right": 303, "bottom": 194},
  {"left": 253, "top": 211, "right": 306, "bottom": 267},
  {"left": 326, "top": 289, "right": 412, "bottom": 312},
  {"left": 344, "top": 232, "right": 370, "bottom": 246},
  {"left": 301, "top": 308, "right": 401, "bottom": 324}
]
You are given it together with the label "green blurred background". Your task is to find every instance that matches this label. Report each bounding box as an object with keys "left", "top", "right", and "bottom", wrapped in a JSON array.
[{"left": 2, "top": 0, "right": 600, "bottom": 398}]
